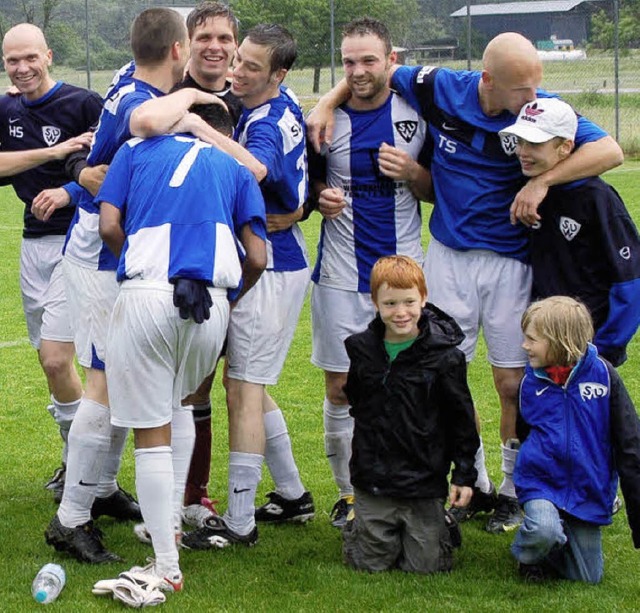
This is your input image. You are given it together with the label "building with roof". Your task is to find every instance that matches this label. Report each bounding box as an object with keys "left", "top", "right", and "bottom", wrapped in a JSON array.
[{"left": 450, "top": 0, "right": 605, "bottom": 47}]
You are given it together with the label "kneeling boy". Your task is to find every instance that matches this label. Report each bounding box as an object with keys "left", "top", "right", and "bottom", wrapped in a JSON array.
[{"left": 342, "top": 255, "right": 479, "bottom": 574}]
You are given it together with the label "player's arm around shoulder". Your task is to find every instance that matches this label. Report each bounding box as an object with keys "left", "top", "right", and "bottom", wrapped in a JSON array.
[{"left": 511, "top": 134, "right": 623, "bottom": 227}]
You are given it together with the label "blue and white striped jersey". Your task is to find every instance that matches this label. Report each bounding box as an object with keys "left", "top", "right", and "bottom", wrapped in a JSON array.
[
  {"left": 234, "top": 87, "right": 308, "bottom": 272},
  {"left": 64, "top": 68, "right": 163, "bottom": 271},
  {"left": 97, "top": 133, "right": 265, "bottom": 287},
  {"left": 311, "top": 92, "right": 427, "bottom": 293}
]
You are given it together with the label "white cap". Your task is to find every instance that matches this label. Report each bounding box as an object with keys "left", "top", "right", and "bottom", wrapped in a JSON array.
[{"left": 499, "top": 98, "right": 578, "bottom": 143}]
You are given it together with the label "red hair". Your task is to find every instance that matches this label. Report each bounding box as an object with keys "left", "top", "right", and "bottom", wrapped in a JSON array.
[{"left": 370, "top": 255, "right": 427, "bottom": 302}]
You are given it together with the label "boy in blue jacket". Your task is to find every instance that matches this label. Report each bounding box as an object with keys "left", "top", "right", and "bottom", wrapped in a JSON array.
[{"left": 513, "top": 296, "right": 640, "bottom": 583}]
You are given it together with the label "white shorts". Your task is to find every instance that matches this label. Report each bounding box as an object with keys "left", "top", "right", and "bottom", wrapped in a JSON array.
[
  {"left": 424, "top": 239, "right": 531, "bottom": 367},
  {"left": 311, "top": 284, "right": 376, "bottom": 372},
  {"left": 62, "top": 258, "right": 119, "bottom": 370},
  {"left": 20, "top": 236, "right": 74, "bottom": 348},
  {"left": 226, "top": 268, "right": 309, "bottom": 385},
  {"left": 106, "top": 281, "right": 229, "bottom": 429}
]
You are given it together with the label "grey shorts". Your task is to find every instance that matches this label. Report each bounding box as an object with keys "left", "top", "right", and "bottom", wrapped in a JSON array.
[{"left": 342, "top": 488, "right": 453, "bottom": 574}]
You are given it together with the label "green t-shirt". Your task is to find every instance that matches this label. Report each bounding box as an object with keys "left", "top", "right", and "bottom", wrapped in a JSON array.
[{"left": 384, "top": 338, "right": 416, "bottom": 362}]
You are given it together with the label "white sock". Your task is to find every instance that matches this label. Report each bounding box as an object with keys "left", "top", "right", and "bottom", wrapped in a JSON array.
[
  {"left": 264, "top": 408, "right": 305, "bottom": 500},
  {"left": 171, "top": 407, "right": 195, "bottom": 531},
  {"left": 95, "top": 425, "right": 128, "bottom": 499},
  {"left": 498, "top": 439, "right": 520, "bottom": 499},
  {"left": 52, "top": 396, "right": 81, "bottom": 465},
  {"left": 135, "top": 446, "right": 180, "bottom": 578},
  {"left": 474, "top": 439, "right": 492, "bottom": 494},
  {"left": 323, "top": 398, "right": 353, "bottom": 497},
  {"left": 223, "top": 451, "right": 262, "bottom": 535},
  {"left": 57, "top": 398, "right": 111, "bottom": 527}
]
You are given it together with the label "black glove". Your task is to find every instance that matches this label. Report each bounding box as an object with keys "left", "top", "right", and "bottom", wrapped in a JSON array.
[{"left": 172, "top": 278, "right": 213, "bottom": 324}]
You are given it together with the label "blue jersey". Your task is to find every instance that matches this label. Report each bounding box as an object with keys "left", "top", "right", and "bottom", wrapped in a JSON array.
[
  {"left": 97, "top": 134, "right": 266, "bottom": 287},
  {"left": 392, "top": 65, "right": 607, "bottom": 262},
  {"left": 310, "top": 92, "right": 427, "bottom": 293},
  {"left": 0, "top": 82, "right": 102, "bottom": 238},
  {"left": 234, "top": 87, "right": 308, "bottom": 272},
  {"left": 64, "top": 74, "right": 164, "bottom": 271}
]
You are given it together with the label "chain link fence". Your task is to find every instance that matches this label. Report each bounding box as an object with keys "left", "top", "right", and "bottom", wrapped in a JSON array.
[{"left": 1, "top": 0, "right": 638, "bottom": 153}]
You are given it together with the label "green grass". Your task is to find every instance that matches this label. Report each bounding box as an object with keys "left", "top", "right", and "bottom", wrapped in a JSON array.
[{"left": 1, "top": 164, "right": 640, "bottom": 611}]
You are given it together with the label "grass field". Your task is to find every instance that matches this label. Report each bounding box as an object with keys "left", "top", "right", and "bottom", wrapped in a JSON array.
[{"left": 1, "top": 163, "right": 640, "bottom": 612}]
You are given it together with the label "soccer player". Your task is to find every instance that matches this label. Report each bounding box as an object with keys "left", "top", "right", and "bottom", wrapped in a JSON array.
[
  {"left": 93, "top": 102, "right": 266, "bottom": 606},
  {"left": 179, "top": 24, "right": 313, "bottom": 549},
  {"left": 43, "top": 8, "right": 219, "bottom": 564},
  {"left": 308, "top": 17, "right": 431, "bottom": 527},
  {"left": 307, "top": 31, "right": 623, "bottom": 534},
  {"left": 171, "top": 1, "right": 242, "bottom": 527},
  {"left": 0, "top": 23, "right": 102, "bottom": 499}
]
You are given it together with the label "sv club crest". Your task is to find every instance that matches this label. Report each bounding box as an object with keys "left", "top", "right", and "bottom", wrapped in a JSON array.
[
  {"left": 559, "top": 216, "right": 581, "bottom": 241},
  {"left": 500, "top": 134, "right": 518, "bottom": 156},
  {"left": 395, "top": 120, "right": 418, "bottom": 144},
  {"left": 42, "top": 126, "right": 62, "bottom": 146}
]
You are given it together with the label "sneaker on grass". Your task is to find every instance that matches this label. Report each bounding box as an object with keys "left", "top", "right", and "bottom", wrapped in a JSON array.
[
  {"left": 485, "top": 494, "right": 523, "bottom": 534},
  {"left": 448, "top": 482, "right": 498, "bottom": 523},
  {"left": 95, "top": 559, "right": 183, "bottom": 608},
  {"left": 181, "top": 515, "right": 258, "bottom": 550},
  {"left": 255, "top": 491, "right": 315, "bottom": 523},
  {"left": 133, "top": 523, "right": 182, "bottom": 547},
  {"left": 182, "top": 497, "right": 219, "bottom": 528},
  {"left": 329, "top": 495, "right": 354, "bottom": 529},
  {"left": 45, "top": 515, "right": 121, "bottom": 564}
]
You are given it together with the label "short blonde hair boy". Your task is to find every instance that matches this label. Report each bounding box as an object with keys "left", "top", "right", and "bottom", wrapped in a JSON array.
[{"left": 521, "top": 296, "right": 594, "bottom": 367}]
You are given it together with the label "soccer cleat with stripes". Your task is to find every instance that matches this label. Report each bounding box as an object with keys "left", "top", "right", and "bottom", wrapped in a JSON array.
[{"left": 255, "top": 491, "right": 315, "bottom": 523}]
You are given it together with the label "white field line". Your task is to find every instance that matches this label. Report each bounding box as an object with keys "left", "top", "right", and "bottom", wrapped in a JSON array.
[{"left": 0, "top": 338, "right": 29, "bottom": 349}]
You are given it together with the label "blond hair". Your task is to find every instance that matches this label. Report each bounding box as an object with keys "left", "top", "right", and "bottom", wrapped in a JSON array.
[
  {"left": 370, "top": 255, "right": 427, "bottom": 303},
  {"left": 521, "top": 296, "right": 593, "bottom": 366}
]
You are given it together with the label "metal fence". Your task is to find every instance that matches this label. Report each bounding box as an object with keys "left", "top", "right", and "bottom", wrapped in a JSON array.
[{"left": 1, "top": 0, "right": 638, "bottom": 152}]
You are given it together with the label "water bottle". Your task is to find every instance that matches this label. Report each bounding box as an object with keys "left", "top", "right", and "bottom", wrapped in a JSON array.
[{"left": 32, "top": 563, "right": 66, "bottom": 604}]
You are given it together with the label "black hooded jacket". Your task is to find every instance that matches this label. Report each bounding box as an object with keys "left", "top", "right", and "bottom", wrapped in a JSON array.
[{"left": 344, "top": 303, "right": 479, "bottom": 500}]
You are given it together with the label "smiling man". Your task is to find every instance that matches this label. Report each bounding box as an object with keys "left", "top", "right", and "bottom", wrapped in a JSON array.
[
  {"left": 0, "top": 23, "right": 102, "bottom": 500},
  {"left": 182, "top": 24, "right": 314, "bottom": 550},
  {"left": 307, "top": 17, "right": 431, "bottom": 527}
]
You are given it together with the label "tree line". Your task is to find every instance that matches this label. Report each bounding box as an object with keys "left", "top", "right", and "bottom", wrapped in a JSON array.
[{"left": 0, "top": 0, "right": 637, "bottom": 75}]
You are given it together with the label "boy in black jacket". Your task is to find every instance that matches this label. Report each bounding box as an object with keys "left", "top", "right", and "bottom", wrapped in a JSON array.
[{"left": 342, "top": 255, "right": 479, "bottom": 574}]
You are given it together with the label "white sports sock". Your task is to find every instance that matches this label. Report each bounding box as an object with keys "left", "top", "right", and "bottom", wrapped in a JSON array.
[
  {"left": 57, "top": 398, "right": 110, "bottom": 527},
  {"left": 223, "top": 451, "right": 262, "bottom": 535},
  {"left": 264, "top": 408, "right": 305, "bottom": 500},
  {"left": 171, "top": 407, "right": 195, "bottom": 531},
  {"left": 498, "top": 439, "right": 520, "bottom": 499},
  {"left": 473, "top": 438, "right": 492, "bottom": 494},
  {"left": 52, "top": 396, "right": 81, "bottom": 465},
  {"left": 95, "top": 425, "right": 128, "bottom": 499},
  {"left": 323, "top": 398, "right": 353, "bottom": 497},
  {"left": 135, "top": 446, "right": 180, "bottom": 578}
]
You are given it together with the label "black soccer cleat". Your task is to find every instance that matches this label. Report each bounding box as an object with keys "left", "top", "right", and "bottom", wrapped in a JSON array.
[
  {"left": 255, "top": 491, "right": 315, "bottom": 523},
  {"left": 45, "top": 465, "right": 66, "bottom": 504},
  {"left": 329, "top": 495, "right": 354, "bottom": 529},
  {"left": 182, "top": 515, "right": 258, "bottom": 550},
  {"left": 448, "top": 482, "right": 498, "bottom": 523},
  {"left": 45, "top": 516, "right": 122, "bottom": 564},
  {"left": 91, "top": 485, "right": 143, "bottom": 521}
]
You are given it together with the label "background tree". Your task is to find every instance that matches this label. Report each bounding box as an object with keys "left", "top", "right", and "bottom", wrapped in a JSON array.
[{"left": 232, "top": 0, "right": 418, "bottom": 92}]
